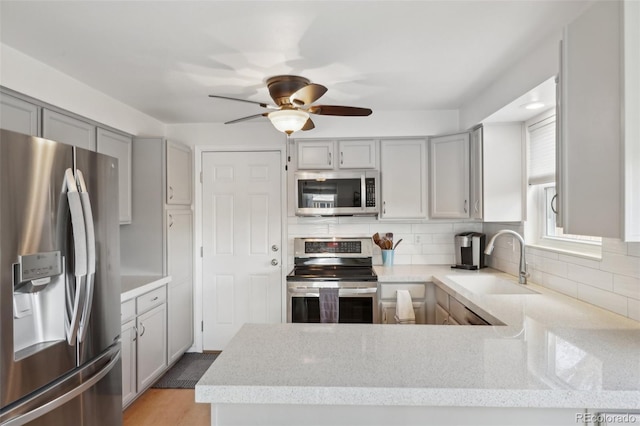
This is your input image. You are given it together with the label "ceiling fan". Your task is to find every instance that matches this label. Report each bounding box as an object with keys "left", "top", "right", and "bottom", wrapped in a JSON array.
[{"left": 209, "top": 75, "right": 372, "bottom": 135}]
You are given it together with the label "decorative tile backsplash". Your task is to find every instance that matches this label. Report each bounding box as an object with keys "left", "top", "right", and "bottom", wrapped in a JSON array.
[
  {"left": 287, "top": 216, "right": 482, "bottom": 269},
  {"left": 287, "top": 217, "right": 640, "bottom": 322},
  {"left": 482, "top": 222, "right": 640, "bottom": 322}
]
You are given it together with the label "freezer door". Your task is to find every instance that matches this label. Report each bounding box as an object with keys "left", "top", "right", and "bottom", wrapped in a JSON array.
[
  {"left": 0, "top": 344, "right": 122, "bottom": 426},
  {"left": 74, "top": 148, "right": 121, "bottom": 366},
  {"left": 0, "top": 129, "right": 77, "bottom": 409}
]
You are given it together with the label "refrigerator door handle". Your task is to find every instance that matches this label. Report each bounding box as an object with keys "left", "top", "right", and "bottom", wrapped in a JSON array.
[
  {"left": 1, "top": 347, "right": 121, "bottom": 426},
  {"left": 64, "top": 168, "right": 88, "bottom": 345},
  {"left": 76, "top": 170, "right": 96, "bottom": 343}
]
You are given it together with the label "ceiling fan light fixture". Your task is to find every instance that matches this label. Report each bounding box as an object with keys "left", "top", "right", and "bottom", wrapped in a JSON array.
[{"left": 268, "top": 109, "right": 309, "bottom": 134}]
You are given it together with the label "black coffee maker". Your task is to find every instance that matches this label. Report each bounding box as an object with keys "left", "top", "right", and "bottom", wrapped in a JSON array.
[{"left": 452, "top": 232, "right": 486, "bottom": 270}]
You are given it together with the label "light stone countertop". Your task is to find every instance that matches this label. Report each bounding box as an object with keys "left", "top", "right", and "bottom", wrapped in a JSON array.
[
  {"left": 121, "top": 275, "right": 171, "bottom": 302},
  {"left": 196, "top": 266, "right": 640, "bottom": 409}
]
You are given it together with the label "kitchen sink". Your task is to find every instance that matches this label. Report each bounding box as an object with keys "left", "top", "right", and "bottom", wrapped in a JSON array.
[{"left": 446, "top": 275, "right": 540, "bottom": 295}]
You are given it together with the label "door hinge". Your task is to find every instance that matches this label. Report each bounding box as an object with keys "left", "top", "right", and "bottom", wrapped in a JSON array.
[
  {"left": 201, "top": 321, "right": 204, "bottom": 332},
  {"left": 200, "top": 246, "right": 203, "bottom": 257},
  {"left": 285, "top": 164, "right": 288, "bottom": 171}
]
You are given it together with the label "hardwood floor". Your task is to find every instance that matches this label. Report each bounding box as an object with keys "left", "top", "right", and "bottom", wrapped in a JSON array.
[{"left": 123, "top": 389, "right": 209, "bottom": 426}]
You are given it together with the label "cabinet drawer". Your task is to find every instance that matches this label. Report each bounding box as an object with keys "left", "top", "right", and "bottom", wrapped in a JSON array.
[
  {"left": 137, "top": 286, "right": 166, "bottom": 314},
  {"left": 435, "top": 303, "right": 449, "bottom": 325},
  {"left": 435, "top": 286, "right": 449, "bottom": 310},
  {"left": 121, "top": 299, "right": 136, "bottom": 324},
  {"left": 449, "top": 297, "right": 489, "bottom": 325},
  {"left": 379, "top": 283, "right": 425, "bottom": 300}
]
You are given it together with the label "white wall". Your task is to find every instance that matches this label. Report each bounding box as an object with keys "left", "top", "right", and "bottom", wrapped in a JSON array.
[
  {"left": 459, "top": 31, "right": 562, "bottom": 130},
  {"left": 0, "top": 44, "right": 164, "bottom": 136}
]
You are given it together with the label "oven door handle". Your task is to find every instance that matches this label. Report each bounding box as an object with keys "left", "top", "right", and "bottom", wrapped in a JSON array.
[{"left": 288, "top": 287, "right": 377, "bottom": 296}]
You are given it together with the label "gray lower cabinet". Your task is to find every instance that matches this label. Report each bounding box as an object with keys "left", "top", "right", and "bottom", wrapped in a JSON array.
[
  {"left": 120, "top": 318, "right": 137, "bottom": 407},
  {"left": 435, "top": 285, "right": 491, "bottom": 326},
  {"left": 42, "top": 108, "right": 96, "bottom": 151},
  {"left": 137, "top": 302, "right": 167, "bottom": 391},
  {"left": 121, "top": 285, "right": 168, "bottom": 408},
  {"left": 166, "top": 209, "right": 194, "bottom": 365},
  {"left": 0, "top": 92, "right": 40, "bottom": 136}
]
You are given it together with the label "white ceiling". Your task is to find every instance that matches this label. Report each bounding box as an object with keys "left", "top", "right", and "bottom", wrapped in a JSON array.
[{"left": 0, "top": 1, "right": 589, "bottom": 125}]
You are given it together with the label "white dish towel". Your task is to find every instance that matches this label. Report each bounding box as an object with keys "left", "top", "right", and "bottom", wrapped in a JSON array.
[{"left": 394, "top": 290, "right": 415, "bottom": 324}]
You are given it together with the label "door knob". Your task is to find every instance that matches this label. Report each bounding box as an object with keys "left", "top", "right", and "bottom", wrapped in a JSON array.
[
  {"left": 271, "top": 259, "right": 279, "bottom": 266},
  {"left": 271, "top": 245, "right": 279, "bottom": 252}
]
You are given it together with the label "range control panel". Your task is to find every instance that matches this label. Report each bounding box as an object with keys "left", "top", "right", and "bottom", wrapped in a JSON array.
[
  {"left": 304, "top": 240, "right": 362, "bottom": 254},
  {"left": 294, "top": 238, "right": 373, "bottom": 258}
]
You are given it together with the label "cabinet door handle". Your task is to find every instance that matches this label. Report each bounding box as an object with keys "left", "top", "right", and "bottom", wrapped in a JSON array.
[
  {"left": 463, "top": 199, "right": 468, "bottom": 213},
  {"left": 151, "top": 296, "right": 159, "bottom": 302},
  {"left": 328, "top": 152, "right": 332, "bottom": 166},
  {"left": 169, "top": 214, "right": 174, "bottom": 228},
  {"left": 474, "top": 200, "right": 479, "bottom": 213},
  {"left": 133, "top": 326, "right": 138, "bottom": 341},
  {"left": 340, "top": 151, "right": 344, "bottom": 165},
  {"left": 383, "top": 201, "right": 386, "bottom": 215},
  {"left": 550, "top": 194, "right": 558, "bottom": 214},
  {"left": 169, "top": 186, "right": 174, "bottom": 200},
  {"left": 139, "top": 323, "right": 146, "bottom": 337}
]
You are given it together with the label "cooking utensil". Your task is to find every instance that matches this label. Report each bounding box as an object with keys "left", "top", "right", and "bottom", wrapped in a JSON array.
[{"left": 393, "top": 238, "right": 403, "bottom": 250}]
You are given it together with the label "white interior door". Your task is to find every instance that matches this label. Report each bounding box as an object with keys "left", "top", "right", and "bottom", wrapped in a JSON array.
[{"left": 201, "top": 151, "right": 282, "bottom": 350}]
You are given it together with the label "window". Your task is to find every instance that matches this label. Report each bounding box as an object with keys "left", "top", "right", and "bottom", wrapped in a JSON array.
[{"left": 526, "top": 110, "right": 601, "bottom": 253}]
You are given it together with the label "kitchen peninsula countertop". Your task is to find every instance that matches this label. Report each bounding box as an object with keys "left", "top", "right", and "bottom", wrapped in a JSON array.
[{"left": 196, "top": 266, "right": 640, "bottom": 412}]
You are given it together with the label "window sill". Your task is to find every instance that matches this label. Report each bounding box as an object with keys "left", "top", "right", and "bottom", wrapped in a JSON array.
[{"left": 526, "top": 241, "right": 602, "bottom": 261}]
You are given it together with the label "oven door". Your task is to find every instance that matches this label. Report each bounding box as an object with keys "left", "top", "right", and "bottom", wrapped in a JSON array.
[{"left": 287, "top": 284, "right": 378, "bottom": 324}]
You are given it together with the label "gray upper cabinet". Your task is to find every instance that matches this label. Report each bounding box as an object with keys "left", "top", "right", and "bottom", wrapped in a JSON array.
[
  {"left": 296, "top": 139, "right": 377, "bottom": 170},
  {"left": 429, "top": 132, "right": 470, "bottom": 219},
  {"left": 380, "top": 138, "right": 428, "bottom": 219},
  {"left": 469, "top": 126, "right": 483, "bottom": 220},
  {"left": 0, "top": 93, "right": 40, "bottom": 136},
  {"left": 166, "top": 140, "right": 193, "bottom": 205},
  {"left": 559, "top": 0, "right": 622, "bottom": 238},
  {"left": 43, "top": 108, "right": 96, "bottom": 151},
  {"left": 97, "top": 128, "right": 132, "bottom": 224}
]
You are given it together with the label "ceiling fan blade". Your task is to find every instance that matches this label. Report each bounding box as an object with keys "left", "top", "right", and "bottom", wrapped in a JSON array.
[
  {"left": 290, "top": 84, "right": 328, "bottom": 106},
  {"left": 307, "top": 105, "right": 372, "bottom": 116},
  {"left": 301, "top": 118, "right": 315, "bottom": 131},
  {"left": 209, "top": 95, "right": 277, "bottom": 109},
  {"left": 224, "top": 113, "right": 268, "bottom": 125}
]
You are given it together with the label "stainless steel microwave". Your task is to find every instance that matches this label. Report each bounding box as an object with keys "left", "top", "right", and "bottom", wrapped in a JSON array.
[{"left": 294, "top": 170, "right": 380, "bottom": 216}]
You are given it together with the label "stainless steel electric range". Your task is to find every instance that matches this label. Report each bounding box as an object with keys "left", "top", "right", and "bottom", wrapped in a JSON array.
[{"left": 286, "top": 237, "right": 378, "bottom": 323}]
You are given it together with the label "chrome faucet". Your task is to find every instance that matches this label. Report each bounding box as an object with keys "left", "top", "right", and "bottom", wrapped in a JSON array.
[{"left": 484, "top": 230, "right": 528, "bottom": 284}]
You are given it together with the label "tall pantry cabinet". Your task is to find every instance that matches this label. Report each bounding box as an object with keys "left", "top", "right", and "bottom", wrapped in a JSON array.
[{"left": 120, "top": 138, "right": 194, "bottom": 365}]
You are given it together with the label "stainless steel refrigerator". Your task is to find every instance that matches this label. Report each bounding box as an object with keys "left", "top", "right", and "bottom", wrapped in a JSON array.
[{"left": 0, "top": 129, "right": 122, "bottom": 425}]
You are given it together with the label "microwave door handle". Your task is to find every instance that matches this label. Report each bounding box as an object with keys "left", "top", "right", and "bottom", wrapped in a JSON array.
[
  {"left": 76, "top": 170, "right": 96, "bottom": 343},
  {"left": 63, "top": 168, "right": 87, "bottom": 345},
  {"left": 361, "top": 175, "right": 366, "bottom": 210}
]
